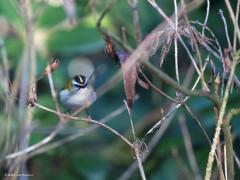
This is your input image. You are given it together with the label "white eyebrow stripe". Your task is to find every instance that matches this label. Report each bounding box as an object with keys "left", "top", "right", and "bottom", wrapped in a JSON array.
[{"left": 73, "top": 81, "right": 80, "bottom": 86}]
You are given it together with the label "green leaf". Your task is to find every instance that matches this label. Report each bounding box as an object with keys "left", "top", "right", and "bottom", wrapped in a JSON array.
[{"left": 47, "top": 26, "right": 103, "bottom": 55}]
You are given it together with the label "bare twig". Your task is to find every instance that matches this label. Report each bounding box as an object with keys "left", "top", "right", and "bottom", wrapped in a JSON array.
[
  {"left": 219, "top": 10, "right": 232, "bottom": 50},
  {"left": 133, "top": 142, "right": 147, "bottom": 180},
  {"left": 146, "top": 0, "right": 209, "bottom": 90},
  {"left": 174, "top": 0, "right": 180, "bottom": 85},
  {"left": 233, "top": 0, "right": 240, "bottom": 51},
  {"left": 46, "top": 68, "right": 64, "bottom": 122},
  {"left": 124, "top": 100, "right": 136, "bottom": 139},
  {"left": 128, "top": 0, "right": 142, "bottom": 44},
  {"left": 118, "top": 64, "right": 201, "bottom": 180},
  {"left": 171, "top": 148, "right": 193, "bottom": 180},
  {"left": 138, "top": 67, "right": 179, "bottom": 103},
  {"left": 205, "top": 54, "right": 238, "bottom": 180},
  {"left": 222, "top": 107, "right": 240, "bottom": 180},
  {"left": 179, "top": 114, "right": 202, "bottom": 180},
  {"left": 144, "top": 60, "right": 209, "bottom": 137},
  {"left": 202, "top": 0, "right": 210, "bottom": 36},
  {"left": 224, "top": 0, "right": 240, "bottom": 43},
  {"left": 27, "top": 103, "right": 128, "bottom": 158},
  {"left": 6, "top": 102, "right": 133, "bottom": 159},
  {"left": 143, "top": 61, "right": 221, "bottom": 107}
]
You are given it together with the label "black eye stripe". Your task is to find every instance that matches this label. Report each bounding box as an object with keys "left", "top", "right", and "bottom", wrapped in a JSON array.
[{"left": 73, "top": 75, "right": 88, "bottom": 88}]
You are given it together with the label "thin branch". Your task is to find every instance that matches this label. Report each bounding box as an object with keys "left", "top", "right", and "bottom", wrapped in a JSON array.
[
  {"left": 138, "top": 67, "right": 179, "bottom": 103},
  {"left": 202, "top": 0, "right": 210, "bottom": 36},
  {"left": 233, "top": 151, "right": 240, "bottom": 171},
  {"left": 224, "top": 0, "right": 240, "bottom": 43},
  {"left": 124, "top": 100, "right": 136, "bottom": 139},
  {"left": 171, "top": 148, "right": 193, "bottom": 180},
  {"left": 222, "top": 107, "right": 240, "bottom": 180},
  {"left": 143, "top": 61, "right": 221, "bottom": 107},
  {"left": 183, "top": 104, "right": 225, "bottom": 180},
  {"left": 133, "top": 142, "right": 147, "bottom": 180},
  {"left": 27, "top": 103, "right": 128, "bottom": 158},
  {"left": 128, "top": 0, "right": 142, "bottom": 44},
  {"left": 178, "top": 114, "right": 202, "bottom": 180},
  {"left": 144, "top": 60, "right": 209, "bottom": 137},
  {"left": 174, "top": 0, "right": 180, "bottom": 85},
  {"left": 233, "top": 0, "right": 240, "bottom": 51},
  {"left": 219, "top": 10, "right": 232, "bottom": 50},
  {"left": 146, "top": 0, "right": 209, "bottom": 90},
  {"left": 46, "top": 69, "right": 64, "bottom": 122},
  {"left": 5, "top": 102, "right": 133, "bottom": 160},
  {"left": 118, "top": 64, "right": 198, "bottom": 180},
  {"left": 205, "top": 54, "right": 238, "bottom": 180}
]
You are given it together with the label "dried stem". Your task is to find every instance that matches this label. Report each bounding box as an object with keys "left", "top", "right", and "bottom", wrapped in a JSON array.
[
  {"left": 179, "top": 114, "right": 202, "bottom": 180},
  {"left": 143, "top": 61, "right": 221, "bottom": 107},
  {"left": 27, "top": 103, "right": 128, "bottom": 158},
  {"left": 222, "top": 108, "right": 240, "bottom": 180},
  {"left": 219, "top": 10, "right": 232, "bottom": 50},
  {"left": 233, "top": 0, "right": 240, "bottom": 51},
  {"left": 138, "top": 67, "right": 179, "bottom": 103},
  {"left": 224, "top": 0, "right": 240, "bottom": 43},
  {"left": 5, "top": 102, "right": 133, "bottom": 160},
  {"left": 204, "top": 55, "right": 238, "bottom": 180},
  {"left": 202, "top": 0, "right": 210, "bottom": 36},
  {"left": 174, "top": 0, "right": 180, "bottom": 85},
  {"left": 144, "top": 60, "right": 209, "bottom": 136},
  {"left": 147, "top": 0, "right": 209, "bottom": 90},
  {"left": 128, "top": 0, "right": 142, "bottom": 44}
]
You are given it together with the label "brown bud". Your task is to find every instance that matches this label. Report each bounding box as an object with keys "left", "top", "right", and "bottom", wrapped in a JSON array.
[
  {"left": 27, "top": 84, "right": 37, "bottom": 107},
  {"left": 44, "top": 59, "right": 60, "bottom": 75},
  {"left": 103, "top": 34, "right": 119, "bottom": 62}
]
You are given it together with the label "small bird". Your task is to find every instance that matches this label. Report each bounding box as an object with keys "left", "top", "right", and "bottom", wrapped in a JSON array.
[{"left": 59, "top": 75, "right": 96, "bottom": 112}]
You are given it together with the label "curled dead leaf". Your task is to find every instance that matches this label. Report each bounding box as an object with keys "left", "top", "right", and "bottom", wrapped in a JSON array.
[{"left": 118, "top": 50, "right": 137, "bottom": 109}]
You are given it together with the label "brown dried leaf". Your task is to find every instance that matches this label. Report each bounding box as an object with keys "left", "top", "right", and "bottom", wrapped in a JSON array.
[
  {"left": 159, "top": 31, "right": 174, "bottom": 67},
  {"left": 119, "top": 51, "right": 137, "bottom": 109}
]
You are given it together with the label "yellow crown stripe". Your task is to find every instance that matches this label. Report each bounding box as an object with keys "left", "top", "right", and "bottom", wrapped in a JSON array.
[{"left": 79, "top": 76, "right": 83, "bottom": 83}]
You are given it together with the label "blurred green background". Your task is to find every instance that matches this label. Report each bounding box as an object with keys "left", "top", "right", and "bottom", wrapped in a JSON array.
[{"left": 0, "top": 0, "right": 240, "bottom": 179}]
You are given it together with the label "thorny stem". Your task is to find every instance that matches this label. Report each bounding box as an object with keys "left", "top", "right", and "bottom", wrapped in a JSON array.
[
  {"left": 222, "top": 108, "right": 240, "bottom": 180},
  {"left": 204, "top": 55, "right": 238, "bottom": 180}
]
